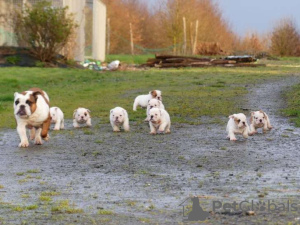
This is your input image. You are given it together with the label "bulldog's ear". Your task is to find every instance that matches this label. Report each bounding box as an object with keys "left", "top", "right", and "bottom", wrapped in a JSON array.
[
  {"left": 262, "top": 111, "right": 268, "bottom": 119},
  {"left": 55, "top": 107, "right": 58, "bottom": 111},
  {"left": 14, "top": 92, "right": 19, "bottom": 98},
  {"left": 151, "top": 90, "right": 157, "bottom": 98},
  {"left": 259, "top": 110, "right": 264, "bottom": 114},
  {"left": 73, "top": 109, "right": 77, "bottom": 118},
  {"left": 87, "top": 109, "right": 91, "bottom": 113},
  {"left": 110, "top": 110, "right": 113, "bottom": 114},
  {"left": 229, "top": 114, "right": 235, "bottom": 119},
  {"left": 32, "top": 90, "right": 43, "bottom": 101}
]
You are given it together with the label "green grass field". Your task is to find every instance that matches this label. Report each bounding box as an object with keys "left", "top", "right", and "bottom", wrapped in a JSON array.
[{"left": 0, "top": 57, "right": 300, "bottom": 129}]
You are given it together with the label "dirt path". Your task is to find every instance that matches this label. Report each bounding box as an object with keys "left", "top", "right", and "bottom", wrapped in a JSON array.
[{"left": 0, "top": 75, "right": 300, "bottom": 224}]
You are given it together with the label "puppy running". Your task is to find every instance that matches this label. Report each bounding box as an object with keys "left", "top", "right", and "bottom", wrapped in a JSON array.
[
  {"left": 14, "top": 88, "right": 51, "bottom": 147},
  {"left": 73, "top": 108, "right": 92, "bottom": 128},
  {"left": 110, "top": 107, "right": 130, "bottom": 132},
  {"left": 50, "top": 107, "right": 64, "bottom": 130},
  {"left": 226, "top": 113, "right": 251, "bottom": 141},
  {"left": 250, "top": 110, "right": 272, "bottom": 134},
  {"left": 148, "top": 108, "right": 171, "bottom": 135},
  {"left": 145, "top": 99, "right": 165, "bottom": 121},
  {"left": 133, "top": 90, "right": 162, "bottom": 111}
]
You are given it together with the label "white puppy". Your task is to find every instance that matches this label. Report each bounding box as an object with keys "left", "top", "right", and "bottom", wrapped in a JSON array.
[
  {"left": 250, "top": 110, "right": 272, "bottom": 134},
  {"left": 50, "top": 107, "right": 64, "bottom": 130},
  {"left": 73, "top": 108, "right": 92, "bottom": 128},
  {"left": 149, "top": 108, "right": 171, "bottom": 135},
  {"left": 110, "top": 107, "right": 130, "bottom": 132},
  {"left": 226, "top": 113, "right": 251, "bottom": 141},
  {"left": 14, "top": 87, "right": 51, "bottom": 148},
  {"left": 133, "top": 90, "right": 162, "bottom": 111},
  {"left": 145, "top": 99, "right": 165, "bottom": 121}
]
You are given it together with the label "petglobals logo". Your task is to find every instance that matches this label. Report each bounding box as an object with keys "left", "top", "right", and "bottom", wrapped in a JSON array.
[
  {"left": 213, "top": 199, "right": 299, "bottom": 213},
  {"left": 180, "top": 197, "right": 300, "bottom": 222}
]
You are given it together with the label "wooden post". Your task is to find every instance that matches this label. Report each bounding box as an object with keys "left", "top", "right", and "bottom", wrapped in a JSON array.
[
  {"left": 193, "top": 20, "right": 199, "bottom": 55},
  {"left": 129, "top": 22, "right": 134, "bottom": 55},
  {"left": 183, "top": 17, "right": 186, "bottom": 55},
  {"left": 106, "top": 18, "right": 110, "bottom": 55}
]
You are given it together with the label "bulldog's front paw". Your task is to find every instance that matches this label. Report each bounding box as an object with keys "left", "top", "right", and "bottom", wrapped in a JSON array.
[{"left": 19, "top": 140, "right": 29, "bottom": 148}]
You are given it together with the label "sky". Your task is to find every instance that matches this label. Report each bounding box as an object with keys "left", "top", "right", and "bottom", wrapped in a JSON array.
[{"left": 146, "top": 0, "right": 300, "bottom": 36}]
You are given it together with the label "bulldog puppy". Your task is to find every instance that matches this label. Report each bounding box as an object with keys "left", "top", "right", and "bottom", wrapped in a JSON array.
[
  {"left": 14, "top": 88, "right": 51, "bottom": 148},
  {"left": 133, "top": 90, "right": 162, "bottom": 111},
  {"left": 148, "top": 108, "right": 171, "bottom": 135},
  {"left": 110, "top": 107, "right": 130, "bottom": 132},
  {"left": 250, "top": 110, "right": 273, "bottom": 134},
  {"left": 226, "top": 113, "right": 251, "bottom": 141},
  {"left": 73, "top": 108, "right": 92, "bottom": 128},
  {"left": 50, "top": 107, "right": 64, "bottom": 130},
  {"left": 145, "top": 99, "right": 165, "bottom": 121}
]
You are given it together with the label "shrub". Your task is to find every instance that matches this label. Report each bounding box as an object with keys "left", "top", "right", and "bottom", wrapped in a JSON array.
[
  {"left": 270, "top": 18, "right": 300, "bottom": 57},
  {"left": 13, "top": 1, "right": 77, "bottom": 62}
]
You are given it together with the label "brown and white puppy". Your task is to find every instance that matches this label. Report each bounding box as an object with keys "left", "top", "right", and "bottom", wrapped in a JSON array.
[
  {"left": 226, "top": 113, "right": 251, "bottom": 141},
  {"left": 14, "top": 88, "right": 51, "bottom": 148},
  {"left": 110, "top": 107, "right": 130, "bottom": 132},
  {"left": 145, "top": 99, "right": 165, "bottom": 121},
  {"left": 73, "top": 108, "right": 92, "bottom": 128},
  {"left": 149, "top": 108, "right": 171, "bottom": 135},
  {"left": 250, "top": 110, "right": 272, "bottom": 134},
  {"left": 133, "top": 90, "right": 162, "bottom": 111},
  {"left": 50, "top": 107, "right": 64, "bottom": 130}
]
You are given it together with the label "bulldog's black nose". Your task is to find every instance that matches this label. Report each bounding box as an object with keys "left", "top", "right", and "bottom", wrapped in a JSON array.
[
  {"left": 260, "top": 119, "right": 262, "bottom": 122},
  {"left": 116, "top": 116, "right": 118, "bottom": 119},
  {"left": 20, "top": 105, "right": 25, "bottom": 109},
  {"left": 243, "top": 122, "right": 246, "bottom": 125},
  {"left": 151, "top": 115, "right": 154, "bottom": 119},
  {"left": 150, "top": 106, "right": 153, "bottom": 109},
  {"left": 81, "top": 116, "right": 84, "bottom": 119}
]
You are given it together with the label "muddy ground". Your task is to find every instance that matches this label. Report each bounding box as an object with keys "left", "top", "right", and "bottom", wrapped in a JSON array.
[{"left": 1, "top": 76, "right": 300, "bottom": 224}]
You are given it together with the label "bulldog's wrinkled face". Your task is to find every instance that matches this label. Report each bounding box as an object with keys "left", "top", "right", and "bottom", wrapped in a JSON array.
[
  {"left": 74, "top": 108, "right": 90, "bottom": 123},
  {"left": 230, "top": 113, "right": 247, "bottom": 128},
  {"left": 50, "top": 107, "right": 58, "bottom": 123},
  {"left": 14, "top": 92, "right": 37, "bottom": 118},
  {"left": 149, "top": 108, "right": 161, "bottom": 123},
  {"left": 150, "top": 90, "right": 162, "bottom": 101},
  {"left": 148, "top": 99, "right": 161, "bottom": 110},
  {"left": 251, "top": 111, "right": 265, "bottom": 125},
  {"left": 111, "top": 108, "right": 125, "bottom": 123}
]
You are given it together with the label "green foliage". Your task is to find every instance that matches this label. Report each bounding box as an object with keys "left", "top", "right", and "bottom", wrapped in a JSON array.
[
  {"left": 13, "top": 1, "right": 77, "bottom": 62},
  {"left": 5, "top": 56, "right": 21, "bottom": 65}
]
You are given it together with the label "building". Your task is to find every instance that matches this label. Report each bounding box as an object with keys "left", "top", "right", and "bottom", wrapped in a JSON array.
[{"left": 0, "top": 0, "right": 106, "bottom": 61}]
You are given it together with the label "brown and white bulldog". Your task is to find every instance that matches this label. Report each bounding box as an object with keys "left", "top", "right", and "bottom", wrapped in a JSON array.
[
  {"left": 14, "top": 88, "right": 51, "bottom": 148},
  {"left": 133, "top": 90, "right": 162, "bottom": 111}
]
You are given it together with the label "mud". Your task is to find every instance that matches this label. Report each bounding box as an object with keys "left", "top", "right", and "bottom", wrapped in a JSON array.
[{"left": 1, "top": 76, "right": 300, "bottom": 224}]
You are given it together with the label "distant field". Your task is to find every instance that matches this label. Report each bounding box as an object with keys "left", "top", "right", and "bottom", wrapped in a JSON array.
[{"left": 0, "top": 57, "right": 300, "bottom": 128}]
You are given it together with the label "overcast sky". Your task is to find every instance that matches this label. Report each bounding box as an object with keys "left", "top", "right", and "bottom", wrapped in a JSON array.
[{"left": 146, "top": 0, "right": 300, "bottom": 36}]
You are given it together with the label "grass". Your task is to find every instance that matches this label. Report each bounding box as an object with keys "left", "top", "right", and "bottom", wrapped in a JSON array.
[
  {"left": 0, "top": 58, "right": 300, "bottom": 128},
  {"left": 282, "top": 82, "right": 300, "bottom": 126}
]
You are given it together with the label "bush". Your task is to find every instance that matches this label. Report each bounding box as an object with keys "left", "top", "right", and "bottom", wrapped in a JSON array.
[
  {"left": 13, "top": 1, "right": 77, "bottom": 62},
  {"left": 270, "top": 18, "right": 300, "bottom": 57}
]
